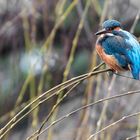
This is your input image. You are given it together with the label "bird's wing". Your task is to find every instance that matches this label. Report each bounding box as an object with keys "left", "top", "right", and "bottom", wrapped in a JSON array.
[
  {"left": 121, "top": 31, "right": 140, "bottom": 64},
  {"left": 101, "top": 35, "right": 130, "bottom": 68},
  {"left": 123, "top": 31, "right": 140, "bottom": 79}
]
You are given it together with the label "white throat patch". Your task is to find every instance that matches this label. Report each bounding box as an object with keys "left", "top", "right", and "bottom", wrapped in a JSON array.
[{"left": 106, "top": 33, "right": 114, "bottom": 36}]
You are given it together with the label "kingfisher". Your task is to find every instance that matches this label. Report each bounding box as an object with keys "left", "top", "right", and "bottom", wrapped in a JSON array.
[{"left": 95, "top": 19, "right": 140, "bottom": 80}]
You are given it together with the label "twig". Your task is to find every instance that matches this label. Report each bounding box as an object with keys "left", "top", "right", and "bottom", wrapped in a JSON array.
[
  {"left": 74, "top": 50, "right": 98, "bottom": 140},
  {"left": 29, "top": 82, "right": 81, "bottom": 140},
  {"left": 76, "top": 0, "right": 92, "bottom": 43},
  {"left": 26, "top": 90, "right": 140, "bottom": 140},
  {"left": 136, "top": 114, "right": 140, "bottom": 140},
  {"left": 87, "top": 112, "right": 140, "bottom": 140},
  {"left": 126, "top": 134, "right": 140, "bottom": 140},
  {"left": 15, "top": 0, "right": 79, "bottom": 107},
  {"left": 44, "top": 1, "right": 94, "bottom": 139},
  {"left": 94, "top": 74, "right": 116, "bottom": 140},
  {"left": 112, "top": 72, "right": 139, "bottom": 81},
  {"left": 27, "top": 62, "right": 104, "bottom": 140},
  {"left": 35, "top": 62, "right": 105, "bottom": 140},
  {"left": 0, "top": 68, "right": 110, "bottom": 139}
]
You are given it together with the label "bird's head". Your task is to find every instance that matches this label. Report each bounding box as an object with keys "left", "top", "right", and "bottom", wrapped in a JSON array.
[{"left": 95, "top": 19, "right": 121, "bottom": 35}]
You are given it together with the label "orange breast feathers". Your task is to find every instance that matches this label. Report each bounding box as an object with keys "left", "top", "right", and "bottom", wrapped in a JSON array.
[{"left": 95, "top": 44, "right": 125, "bottom": 71}]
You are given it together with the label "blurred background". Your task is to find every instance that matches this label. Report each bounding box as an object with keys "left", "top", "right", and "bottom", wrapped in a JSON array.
[{"left": 0, "top": 0, "right": 140, "bottom": 140}]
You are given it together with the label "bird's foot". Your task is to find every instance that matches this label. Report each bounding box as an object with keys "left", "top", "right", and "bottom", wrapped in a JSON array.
[{"left": 107, "top": 69, "right": 116, "bottom": 76}]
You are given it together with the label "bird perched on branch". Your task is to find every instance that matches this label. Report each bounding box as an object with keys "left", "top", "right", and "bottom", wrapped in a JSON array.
[{"left": 95, "top": 19, "right": 140, "bottom": 80}]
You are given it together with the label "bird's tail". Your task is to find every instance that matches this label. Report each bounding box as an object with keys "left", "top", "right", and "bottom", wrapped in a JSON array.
[{"left": 131, "top": 66, "right": 140, "bottom": 80}]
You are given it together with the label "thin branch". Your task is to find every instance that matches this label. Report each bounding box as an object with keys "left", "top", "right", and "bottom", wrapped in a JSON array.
[
  {"left": 30, "top": 62, "right": 105, "bottom": 140},
  {"left": 126, "top": 134, "right": 140, "bottom": 140},
  {"left": 46, "top": 1, "right": 92, "bottom": 139},
  {"left": 87, "top": 112, "right": 140, "bottom": 140},
  {"left": 136, "top": 114, "right": 140, "bottom": 140},
  {"left": 94, "top": 74, "right": 116, "bottom": 140},
  {"left": 112, "top": 72, "right": 139, "bottom": 81},
  {"left": 76, "top": 0, "right": 92, "bottom": 43},
  {"left": 0, "top": 68, "right": 109, "bottom": 139},
  {"left": 15, "top": 0, "right": 79, "bottom": 107},
  {"left": 32, "top": 82, "right": 80, "bottom": 140},
  {"left": 26, "top": 90, "right": 140, "bottom": 140}
]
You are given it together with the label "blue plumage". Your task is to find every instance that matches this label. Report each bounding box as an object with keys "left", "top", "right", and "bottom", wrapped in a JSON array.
[
  {"left": 103, "top": 19, "right": 121, "bottom": 29},
  {"left": 95, "top": 19, "right": 140, "bottom": 80}
]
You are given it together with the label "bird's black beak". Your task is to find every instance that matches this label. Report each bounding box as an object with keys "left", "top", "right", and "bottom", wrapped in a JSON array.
[{"left": 95, "top": 28, "right": 107, "bottom": 35}]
